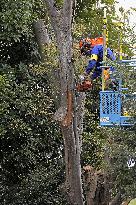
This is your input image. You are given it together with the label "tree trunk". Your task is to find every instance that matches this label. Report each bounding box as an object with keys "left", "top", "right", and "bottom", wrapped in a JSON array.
[
  {"left": 62, "top": 124, "right": 83, "bottom": 205},
  {"left": 83, "top": 166, "right": 111, "bottom": 205},
  {"left": 33, "top": 19, "right": 50, "bottom": 61},
  {"left": 83, "top": 166, "right": 98, "bottom": 205},
  {"left": 43, "top": 0, "right": 84, "bottom": 204}
]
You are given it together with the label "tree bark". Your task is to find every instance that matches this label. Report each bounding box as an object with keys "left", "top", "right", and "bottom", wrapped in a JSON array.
[
  {"left": 43, "top": 0, "right": 84, "bottom": 204},
  {"left": 83, "top": 166, "right": 98, "bottom": 205},
  {"left": 33, "top": 19, "right": 50, "bottom": 61},
  {"left": 109, "top": 192, "right": 122, "bottom": 205},
  {"left": 83, "top": 165, "right": 111, "bottom": 205}
]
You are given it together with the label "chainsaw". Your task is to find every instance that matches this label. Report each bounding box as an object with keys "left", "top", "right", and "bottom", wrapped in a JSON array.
[{"left": 76, "top": 75, "right": 93, "bottom": 92}]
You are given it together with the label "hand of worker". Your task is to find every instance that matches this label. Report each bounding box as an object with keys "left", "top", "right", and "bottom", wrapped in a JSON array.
[
  {"left": 79, "top": 72, "right": 89, "bottom": 82},
  {"left": 79, "top": 75, "right": 85, "bottom": 81}
]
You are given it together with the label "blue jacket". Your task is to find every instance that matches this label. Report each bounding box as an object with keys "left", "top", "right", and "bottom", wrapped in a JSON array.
[{"left": 85, "top": 45, "right": 116, "bottom": 74}]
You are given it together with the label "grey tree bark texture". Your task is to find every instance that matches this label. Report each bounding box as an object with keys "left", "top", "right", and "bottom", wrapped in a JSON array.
[
  {"left": 33, "top": 19, "right": 50, "bottom": 61},
  {"left": 43, "top": 0, "right": 84, "bottom": 204}
]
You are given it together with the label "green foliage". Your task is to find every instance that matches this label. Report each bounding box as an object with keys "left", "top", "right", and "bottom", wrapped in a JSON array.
[
  {"left": 74, "top": 0, "right": 136, "bottom": 57},
  {"left": 0, "top": 37, "right": 40, "bottom": 65},
  {"left": 73, "top": 17, "right": 135, "bottom": 200},
  {"left": 0, "top": 0, "right": 33, "bottom": 41},
  {"left": 55, "top": 0, "right": 63, "bottom": 7},
  {"left": 75, "top": 0, "right": 115, "bottom": 34},
  {"left": 108, "top": 128, "right": 136, "bottom": 198},
  {"left": 0, "top": 0, "right": 46, "bottom": 41},
  {"left": 0, "top": 0, "right": 46, "bottom": 65},
  {"left": 0, "top": 63, "right": 68, "bottom": 204}
]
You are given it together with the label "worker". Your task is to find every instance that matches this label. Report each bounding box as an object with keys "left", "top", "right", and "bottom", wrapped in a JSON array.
[
  {"left": 80, "top": 44, "right": 116, "bottom": 90},
  {"left": 83, "top": 44, "right": 116, "bottom": 80},
  {"left": 77, "top": 37, "right": 117, "bottom": 92}
]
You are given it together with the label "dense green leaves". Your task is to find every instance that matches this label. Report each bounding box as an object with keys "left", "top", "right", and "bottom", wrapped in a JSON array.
[
  {"left": 0, "top": 0, "right": 46, "bottom": 65},
  {"left": 0, "top": 63, "right": 67, "bottom": 204},
  {"left": 0, "top": 0, "right": 33, "bottom": 40}
]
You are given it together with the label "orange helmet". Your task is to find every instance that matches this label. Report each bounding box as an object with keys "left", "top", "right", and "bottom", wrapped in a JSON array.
[
  {"left": 91, "top": 37, "right": 103, "bottom": 47},
  {"left": 79, "top": 37, "right": 92, "bottom": 48},
  {"left": 79, "top": 36, "right": 103, "bottom": 48}
]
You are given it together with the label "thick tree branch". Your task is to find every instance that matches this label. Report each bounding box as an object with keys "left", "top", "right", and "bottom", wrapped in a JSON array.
[
  {"left": 33, "top": 19, "right": 50, "bottom": 61},
  {"left": 43, "top": 0, "right": 57, "bottom": 18},
  {"left": 62, "top": 0, "right": 74, "bottom": 26},
  {"left": 43, "top": 0, "right": 60, "bottom": 38},
  {"left": 109, "top": 192, "right": 122, "bottom": 205}
]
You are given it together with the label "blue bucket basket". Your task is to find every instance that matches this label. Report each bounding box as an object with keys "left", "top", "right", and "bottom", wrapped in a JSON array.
[{"left": 100, "top": 91, "right": 134, "bottom": 126}]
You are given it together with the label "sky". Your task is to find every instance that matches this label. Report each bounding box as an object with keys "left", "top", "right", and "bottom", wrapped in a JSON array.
[
  {"left": 116, "top": 0, "right": 136, "bottom": 8},
  {"left": 116, "top": 0, "right": 136, "bottom": 53},
  {"left": 116, "top": 0, "right": 136, "bottom": 28}
]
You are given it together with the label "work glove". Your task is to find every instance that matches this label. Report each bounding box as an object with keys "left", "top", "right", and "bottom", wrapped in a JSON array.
[
  {"left": 79, "top": 74, "right": 85, "bottom": 82},
  {"left": 79, "top": 72, "right": 89, "bottom": 82}
]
